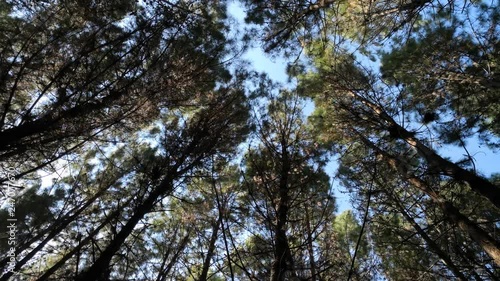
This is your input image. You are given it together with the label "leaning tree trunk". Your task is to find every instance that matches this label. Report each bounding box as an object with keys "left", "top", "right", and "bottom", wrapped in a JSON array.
[
  {"left": 356, "top": 132, "right": 500, "bottom": 266},
  {"left": 346, "top": 90, "right": 500, "bottom": 209},
  {"left": 386, "top": 186, "right": 468, "bottom": 280},
  {"left": 74, "top": 181, "right": 173, "bottom": 280},
  {"left": 198, "top": 216, "right": 223, "bottom": 281}
]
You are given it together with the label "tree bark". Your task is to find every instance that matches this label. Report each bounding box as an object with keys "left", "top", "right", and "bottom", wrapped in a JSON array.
[
  {"left": 74, "top": 176, "right": 174, "bottom": 281},
  {"left": 270, "top": 137, "right": 295, "bottom": 281},
  {"left": 198, "top": 216, "right": 222, "bottom": 281}
]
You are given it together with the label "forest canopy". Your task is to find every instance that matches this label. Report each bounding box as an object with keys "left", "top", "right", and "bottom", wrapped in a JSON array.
[{"left": 0, "top": 0, "right": 499, "bottom": 280}]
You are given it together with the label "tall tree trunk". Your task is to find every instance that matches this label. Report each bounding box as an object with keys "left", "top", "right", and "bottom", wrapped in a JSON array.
[
  {"left": 270, "top": 138, "right": 295, "bottom": 281},
  {"left": 386, "top": 187, "right": 468, "bottom": 280},
  {"left": 346, "top": 91, "right": 500, "bottom": 209},
  {"left": 198, "top": 216, "right": 223, "bottom": 281},
  {"left": 73, "top": 123, "right": 217, "bottom": 280},
  {"left": 34, "top": 208, "right": 125, "bottom": 281},
  {"left": 0, "top": 184, "right": 119, "bottom": 281},
  {"left": 357, "top": 132, "right": 500, "bottom": 266},
  {"left": 156, "top": 228, "right": 191, "bottom": 281},
  {"left": 74, "top": 177, "right": 174, "bottom": 281},
  {"left": 304, "top": 203, "right": 318, "bottom": 281}
]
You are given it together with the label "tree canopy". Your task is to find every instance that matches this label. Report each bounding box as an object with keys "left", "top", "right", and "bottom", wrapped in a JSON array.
[{"left": 0, "top": 0, "right": 499, "bottom": 280}]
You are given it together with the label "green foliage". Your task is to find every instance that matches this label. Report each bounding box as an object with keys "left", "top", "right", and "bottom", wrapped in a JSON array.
[
  {"left": 333, "top": 210, "right": 368, "bottom": 259},
  {"left": 1, "top": 0, "right": 499, "bottom": 280},
  {"left": 0, "top": 185, "right": 65, "bottom": 252},
  {"left": 380, "top": 3, "right": 500, "bottom": 147}
]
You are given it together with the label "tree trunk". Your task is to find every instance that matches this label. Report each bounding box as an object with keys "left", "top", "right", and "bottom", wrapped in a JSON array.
[
  {"left": 270, "top": 137, "right": 295, "bottom": 281},
  {"left": 74, "top": 177, "right": 174, "bottom": 281},
  {"left": 34, "top": 209, "right": 123, "bottom": 281},
  {"left": 357, "top": 132, "right": 500, "bottom": 266},
  {"left": 304, "top": 203, "right": 318, "bottom": 281},
  {"left": 387, "top": 188, "right": 468, "bottom": 280},
  {"left": 347, "top": 90, "right": 500, "bottom": 209},
  {"left": 156, "top": 228, "right": 191, "bottom": 281},
  {"left": 0, "top": 184, "right": 117, "bottom": 281},
  {"left": 198, "top": 216, "right": 222, "bottom": 281}
]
